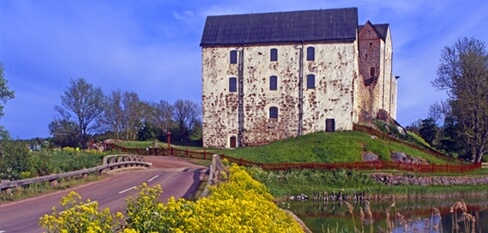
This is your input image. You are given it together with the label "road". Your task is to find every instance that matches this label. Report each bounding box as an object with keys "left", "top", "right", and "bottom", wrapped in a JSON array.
[{"left": 0, "top": 156, "right": 206, "bottom": 233}]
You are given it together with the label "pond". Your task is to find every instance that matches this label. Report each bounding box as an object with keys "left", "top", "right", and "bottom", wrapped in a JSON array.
[{"left": 285, "top": 196, "right": 488, "bottom": 233}]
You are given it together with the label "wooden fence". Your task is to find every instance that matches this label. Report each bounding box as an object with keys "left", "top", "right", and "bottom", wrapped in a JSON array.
[{"left": 106, "top": 144, "right": 482, "bottom": 173}]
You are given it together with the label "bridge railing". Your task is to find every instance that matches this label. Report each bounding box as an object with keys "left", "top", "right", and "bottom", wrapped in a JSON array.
[
  {"left": 0, "top": 154, "right": 151, "bottom": 191},
  {"left": 201, "top": 154, "right": 229, "bottom": 197}
]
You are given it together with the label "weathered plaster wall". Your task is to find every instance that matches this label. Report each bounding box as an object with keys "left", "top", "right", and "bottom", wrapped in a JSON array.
[
  {"left": 202, "top": 42, "right": 358, "bottom": 148},
  {"left": 301, "top": 42, "right": 357, "bottom": 134},
  {"left": 201, "top": 47, "right": 240, "bottom": 148}
]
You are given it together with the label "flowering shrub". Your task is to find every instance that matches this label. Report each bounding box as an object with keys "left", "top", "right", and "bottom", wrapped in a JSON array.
[
  {"left": 124, "top": 164, "right": 303, "bottom": 233},
  {"left": 40, "top": 164, "right": 304, "bottom": 233},
  {"left": 39, "top": 191, "right": 124, "bottom": 233}
]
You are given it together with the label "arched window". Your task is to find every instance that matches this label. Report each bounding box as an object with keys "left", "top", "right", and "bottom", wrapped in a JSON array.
[
  {"left": 269, "top": 107, "right": 278, "bottom": 119},
  {"left": 269, "top": 75, "right": 278, "bottom": 90},
  {"left": 230, "top": 50, "right": 237, "bottom": 64},
  {"left": 229, "top": 77, "right": 237, "bottom": 92},
  {"left": 270, "top": 48, "right": 278, "bottom": 61},
  {"left": 307, "top": 74, "right": 315, "bottom": 89},
  {"left": 306, "top": 46, "right": 315, "bottom": 61}
]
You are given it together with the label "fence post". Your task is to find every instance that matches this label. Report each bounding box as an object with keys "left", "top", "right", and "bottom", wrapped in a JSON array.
[
  {"left": 446, "top": 163, "right": 449, "bottom": 172},
  {"left": 186, "top": 149, "right": 189, "bottom": 157},
  {"left": 171, "top": 147, "right": 174, "bottom": 156},
  {"left": 203, "top": 150, "right": 206, "bottom": 160}
]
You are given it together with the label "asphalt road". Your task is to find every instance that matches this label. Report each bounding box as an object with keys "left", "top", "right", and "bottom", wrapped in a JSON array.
[{"left": 0, "top": 157, "right": 206, "bottom": 233}]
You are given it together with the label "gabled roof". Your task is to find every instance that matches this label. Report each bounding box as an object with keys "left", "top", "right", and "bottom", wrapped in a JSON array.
[
  {"left": 359, "top": 21, "right": 389, "bottom": 41},
  {"left": 200, "top": 8, "right": 358, "bottom": 46}
]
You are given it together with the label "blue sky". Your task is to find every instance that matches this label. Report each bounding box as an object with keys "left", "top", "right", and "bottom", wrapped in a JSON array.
[{"left": 1, "top": 0, "right": 487, "bottom": 139}]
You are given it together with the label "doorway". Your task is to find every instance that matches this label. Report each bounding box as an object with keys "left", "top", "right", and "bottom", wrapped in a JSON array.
[
  {"left": 325, "top": 118, "right": 335, "bottom": 132},
  {"left": 230, "top": 136, "right": 237, "bottom": 148}
]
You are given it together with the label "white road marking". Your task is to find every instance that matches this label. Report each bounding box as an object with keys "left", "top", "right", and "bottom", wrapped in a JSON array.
[
  {"left": 0, "top": 230, "right": 6, "bottom": 233},
  {"left": 147, "top": 175, "right": 159, "bottom": 182},
  {"left": 118, "top": 186, "right": 136, "bottom": 194}
]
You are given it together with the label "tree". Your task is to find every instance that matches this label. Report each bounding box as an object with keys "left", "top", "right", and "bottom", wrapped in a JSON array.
[
  {"left": 432, "top": 37, "right": 488, "bottom": 163},
  {"left": 97, "top": 90, "right": 124, "bottom": 139},
  {"left": 148, "top": 100, "right": 174, "bottom": 134},
  {"left": 98, "top": 90, "right": 150, "bottom": 140},
  {"left": 0, "top": 62, "right": 15, "bottom": 120},
  {"left": 172, "top": 99, "right": 201, "bottom": 142},
  {"left": 52, "top": 78, "right": 104, "bottom": 149},
  {"left": 419, "top": 118, "right": 439, "bottom": 146}
]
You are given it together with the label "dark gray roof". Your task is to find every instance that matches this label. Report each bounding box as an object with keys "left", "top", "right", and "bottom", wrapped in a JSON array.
[
  {"left": 201, "top": 8, "right": 358, "bottom": 46},
  {"left": 359, "top": 22, "right": 389, "bottom": 41}
]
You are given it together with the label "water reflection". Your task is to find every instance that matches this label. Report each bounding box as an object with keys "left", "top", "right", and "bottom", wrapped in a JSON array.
[{"left": 286, "top": 197, "right": 488, "bottom": 233}]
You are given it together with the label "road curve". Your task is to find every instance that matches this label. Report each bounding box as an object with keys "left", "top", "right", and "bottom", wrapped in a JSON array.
[{"left": 0, "top": 156, "right": 206, "bottom": 233}]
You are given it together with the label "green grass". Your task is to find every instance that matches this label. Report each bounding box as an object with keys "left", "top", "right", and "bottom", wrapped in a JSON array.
[
  {"left": 246, "top": 166, "right": 488, "bottom": 198},
  {"left": 216, "top": 131, "right": 457, "bottom": 164},
  {"left": 0, "top": 174, "right": 106, "bottom": 203},
  {"left": 114, "top": 140, "right": 204, "bottom": 151}
]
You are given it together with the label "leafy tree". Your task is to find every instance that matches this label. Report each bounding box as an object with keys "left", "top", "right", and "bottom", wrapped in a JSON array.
[
  {"left": 51, "top": 78, "right": 104, "bottom": 149},
  {"left": 172, "top": 99, "right": 201, "bottom": 142},
  {"left": 419, "top": 118, "right": 439, "bottom": 146},
  {"left": 0, "top": 139, "right": 32, "bottom": 180},
  {"left": 0, "top": 62, "right": 15, "bottom": 120},
  {"left": 136, "top": 121, "right": 156, "bottom": 141},
  {"left": 437, "top": 115, "right": 465, "bottom": 157},
  {"left": 48, "top": 119, "right": 79, "bottom": 148},
  {"left": 432, "top": 37, "right": 488, "bottom": 163}
]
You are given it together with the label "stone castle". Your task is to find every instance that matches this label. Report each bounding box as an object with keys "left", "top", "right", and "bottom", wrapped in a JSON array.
[{"left": 200, "top": 8, "right": 397, "bottom": 148}]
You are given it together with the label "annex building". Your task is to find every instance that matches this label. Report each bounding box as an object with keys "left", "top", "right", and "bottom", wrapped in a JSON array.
[{"left": 200, "top": 8, "right": 397, "bottom": 148}]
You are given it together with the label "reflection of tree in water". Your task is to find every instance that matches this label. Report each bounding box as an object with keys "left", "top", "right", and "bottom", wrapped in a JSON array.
[{"left": 288, "top": 198, "right": 488, "bottom": 232}]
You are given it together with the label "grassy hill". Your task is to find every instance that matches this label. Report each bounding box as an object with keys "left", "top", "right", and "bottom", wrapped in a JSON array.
[{"left": 216, "top": 131, "right": 459, "bottom": 164}]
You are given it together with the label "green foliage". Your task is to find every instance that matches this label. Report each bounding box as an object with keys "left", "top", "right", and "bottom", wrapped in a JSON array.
[
  {"left": 0, "top": 140, "right": 32, "bottom": 180},
  {"left": 29, "top": 148, "right": 104, "bottom": 176},
  {"left": 433, "top": 37, "right": 488, "bottom": 163},
  {"left": 0, "top": 62, "right": 15, "bottom": 119},
  {"left": 247, "top": 167, "right": 377, "bottom": 197},
  {"left": 419, "top": 118, "right": 439, "bottom": 146}
]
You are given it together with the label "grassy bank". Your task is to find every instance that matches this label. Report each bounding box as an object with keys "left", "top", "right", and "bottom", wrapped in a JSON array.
[
  {"left": 217, "top": 131, "right": 457, "bottom": 164},
  {"left": 246, "top": 167, "right": 488, "bottom": 199}
]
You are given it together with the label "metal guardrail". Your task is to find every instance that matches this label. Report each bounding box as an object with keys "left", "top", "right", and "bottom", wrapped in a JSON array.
[{"left": 0, "top": 154, "right": 152, "bottom": 191}]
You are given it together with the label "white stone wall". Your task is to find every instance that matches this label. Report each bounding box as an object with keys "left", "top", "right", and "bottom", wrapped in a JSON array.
[{"left": 202, "top": 42, "right": 358, "bottom": 148}]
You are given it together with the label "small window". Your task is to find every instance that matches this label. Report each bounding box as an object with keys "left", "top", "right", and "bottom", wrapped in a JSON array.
[
  {"left": 370, "top": 67, "right": 375, "bottom": 77},
  {"left": 229, "top": 77, "right": 237, "bottom": 92},
  {"left": 270, "top": 48, "right": 278, "bottom": 61},
  {"left": 269, "top": 75, "right": 277, "bottom": 90},
  {"left": 230, "top": 50, "right": 237, "bottom": 64},
  {"left": 269, "top": 107, "right": 278, "bottom": 119},
  {"left": 307, "top": 74, "right": 315, "bottom": 89},
  {"left": 307, "top": 46, "right": 315, "bottom": 61}
]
